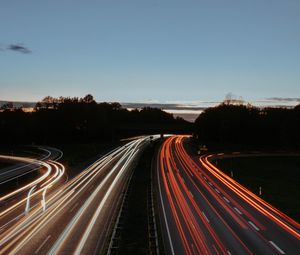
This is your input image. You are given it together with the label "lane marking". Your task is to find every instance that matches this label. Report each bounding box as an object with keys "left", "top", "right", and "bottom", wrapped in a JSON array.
[
  {"left": 49, "top": 140, "right": 143, "bottom": 255},
  {"left": 157, "top": 154, "right": 175, "bottom": 255},
  {"left": 215, "top": 188, "right": 220, "bottom": 194},
  {"left": 202, "top": 211, "right": 210, "bottom": 223},
  {"left": 223, "top": 197, "right": 230, "bottom": 203},
  {"left": 234, "top": 207, "right": 243, "bottom": 215},
  {"left": 208, "top": 182, "right": 212, "bottom": 186},
  {"left": 0, "top": 213, "right": 23, "bottom": 231},
  {"left": 269, "top": 241, "right": 285, "bottom": 254},
  {"left": 227, "top": 251, "right": 232, "bottom": 255},
  {"left": 248, "top": 221, "right": 260, "bottom": 231},
  {"left": 35, "top": 235, "right": 51, "bottom": 254},
  {"left": 189, "top": 190, "right": 194, "bottom": 198},
  {"left": 69, "top": 202, "right": 79, "bottom": 213}
]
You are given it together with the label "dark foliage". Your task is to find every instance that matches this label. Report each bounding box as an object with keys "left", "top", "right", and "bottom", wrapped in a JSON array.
[
  {"left": 0, "top": 95, "right": 190, "bottom": 145},
  {"left": 194, "top": 103, "right": 300, "bottom": 149}
]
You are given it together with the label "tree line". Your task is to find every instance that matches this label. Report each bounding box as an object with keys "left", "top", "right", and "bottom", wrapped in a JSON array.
[
  {"left": 2, "top": 94, "right": 300, "bottom": 149},
  {"left": 194, "top": 102, "right": 300, "bottom": 150},
  {"left": 0, "top": 95, "right": 190, "bottom": 145}
]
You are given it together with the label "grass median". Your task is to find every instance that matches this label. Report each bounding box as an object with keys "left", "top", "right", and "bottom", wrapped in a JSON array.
[{"left": 217, "top": 156, "right": 300, "bottom": 223}]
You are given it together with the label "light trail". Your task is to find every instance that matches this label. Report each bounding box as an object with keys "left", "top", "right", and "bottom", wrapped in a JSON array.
[
  {"left": 0, "top": 136, "right": 157, "bottom": 254},
  {"left": 0, "top": 146, "right": 61, "bottom": 186},
  {"left": 48, "top": 143, "right": 141, "bottom": 255},
  {"left": 159, "top": 136, "right": 229, "bottom": 254},
  {"left": 157, "top": 135, "right": 300, "bottom": 255},
  {"left": 201, "top": 155, "right": 300, "bottom": 239},
  {"left": 0, "top": 147, "right": 67, "bottom": 254},
  {"left": 25, "top": 186, "right": 36, "bottom": 214},
  {"left": 0, "top": 156, "right": 52, "bottom": 202},
  {"left": 74, "top": 148, "right": 140, "bottom": 255},
  {"left": 0, "top": 160, "right": 65, "bottom": 219}
]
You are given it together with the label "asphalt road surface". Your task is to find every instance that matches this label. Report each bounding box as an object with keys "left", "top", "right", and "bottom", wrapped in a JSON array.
[
  {"left": 0, "top": 136, "right": 157, "bottom": 254},
  {"left": 0, "top": 146, "right": 63, "bottom": 184},
  {"left": 156, "top": 135, "right": 300, "bottom": 255}
]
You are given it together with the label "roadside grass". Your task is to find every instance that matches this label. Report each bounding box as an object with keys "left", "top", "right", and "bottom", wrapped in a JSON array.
[
  {"left": 0, "top": 148, "right": 41, "bottom": 195},
  {"left": 57, "top": 142, "right": 120, "bottom": 167},
  {"left": 0, "top": 162, "right": 12, "bottom": 170},
  {"left": 0, "top": 142, "right": 125, "bottom": 199},
  {"left": 0, "top": 146, "right": 42, "bottom": 158},
  {"left": 0, "top": 143, "right": 119, "bottom": 195},
  {"left": 117, "top": 144, "right": 156, "bottom": 254},
  {"left": 217, "top": 156, "right": 300, "bottom": 222},
  {"left": 0, "top": 164, "right": 40, "bottom": 196}
]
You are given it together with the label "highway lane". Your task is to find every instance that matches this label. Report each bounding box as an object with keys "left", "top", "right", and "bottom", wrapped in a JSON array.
[
  {"left": 157, "top": 135, "right": 300, "bottom": 255},
  {"left": 0, "top": 158, "right": 66, "bottom": 235},
  {"left": 0, "top": 146, "right": 63, "bottom": 185},
  {"left": 0, "top": 146, "right": 65, "bottom": 229},
  {"left": 0, "top": 136, "right": 157, "bottom": 254}
]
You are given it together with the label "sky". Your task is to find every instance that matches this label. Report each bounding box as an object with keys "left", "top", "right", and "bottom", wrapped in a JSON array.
[{"left": 1, "top": 0, "right": 300, "bottom": 104}]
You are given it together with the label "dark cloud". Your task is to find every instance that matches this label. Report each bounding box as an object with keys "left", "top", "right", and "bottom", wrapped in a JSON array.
[
  {"left": 7, "top": 44, "right": 31, "bottom": 54},
  {"left": 267, "top": 97, "right": 300, "bottom": 102}
]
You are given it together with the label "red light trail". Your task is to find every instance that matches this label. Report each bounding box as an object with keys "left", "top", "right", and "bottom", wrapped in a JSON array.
[{"left": 157, "top": 135, "right": 300, "bottom": 255}]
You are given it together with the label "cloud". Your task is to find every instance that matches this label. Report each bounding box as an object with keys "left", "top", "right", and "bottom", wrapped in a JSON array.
[
  {"left": 266, "top": 97, "right": 300, "bottom": 103},
  {"left": 250, "top": 97, "right": 300, "bottom": 108},
  {"left": 121, "top": 102, "right": 208, "bottom": 111},
  {"left": 7, "top": 44, "right": 31, "bottom": 54}
]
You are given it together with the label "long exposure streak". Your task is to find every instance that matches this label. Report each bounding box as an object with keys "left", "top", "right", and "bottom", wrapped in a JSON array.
[{"left": 157, "top": 135, "right": 300, "bottom": 255}]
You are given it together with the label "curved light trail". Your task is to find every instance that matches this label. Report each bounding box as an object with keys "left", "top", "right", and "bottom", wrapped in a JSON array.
[
  {"left": 0, "top": 136, "right": 157, "bottom": 254},
  {"left": 157, "top": 135, "right": 300, "bottom": 255}
]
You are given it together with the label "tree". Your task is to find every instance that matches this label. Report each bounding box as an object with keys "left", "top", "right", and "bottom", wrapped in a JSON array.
[
  {"left": 82, "top": 94, "right": 95, "bottom": 104},
  {"left": 1, "top": 102, "right": 14, "bottom": 110},
  {"left": 36, "top": 96, "right": 56, "bottom": 109},
  {"left": 223, "top": 93, "right": 244, "bottom": 105}
]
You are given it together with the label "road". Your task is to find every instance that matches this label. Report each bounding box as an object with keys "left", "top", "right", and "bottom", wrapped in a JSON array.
[
  {"left": 156, "top": 135, "right": 300, "bottom": 255},
  {"left": 0, "top": 146, "right": 66, "bottom": 232},
  {"left": 0, "top": 146, "right": 63, "bottom": 184},
  {"left": 0, "top": 136, "right": 156, "bottom": 254}
]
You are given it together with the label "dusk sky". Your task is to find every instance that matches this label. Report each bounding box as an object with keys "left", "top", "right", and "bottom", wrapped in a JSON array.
[{"left": 1, "top": 0, "right": 300, "bottom": 104}]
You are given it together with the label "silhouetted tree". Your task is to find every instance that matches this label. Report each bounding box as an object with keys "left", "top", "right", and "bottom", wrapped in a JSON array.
[
  {"left": 194, "top": 103, "right": 300, "bottom": 149},
  {"left": 0, "top": 94, "right": 190, "bottom": 145},
  {"left": 81, "top": 94, "right": 95, "bottom": 104},
  {"left": 1, "top": 102, "right": 14, "bottom": 111}
]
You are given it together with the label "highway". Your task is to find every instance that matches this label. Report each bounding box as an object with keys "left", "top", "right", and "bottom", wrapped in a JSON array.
[
  {"left": 0, "top": 146, "right": 63, "bottom": 185},
  {"left": 0, "top": 147, "right": 66, "bottom": 231},
  {"left": 0, "top": 136, "right": 156, "bottom": 254},
  {"left": 157, "top": 135, "right": 300, "bottom": 255}
]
